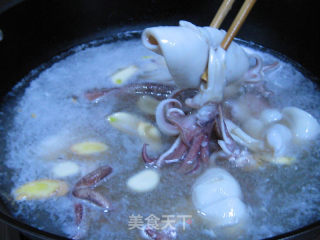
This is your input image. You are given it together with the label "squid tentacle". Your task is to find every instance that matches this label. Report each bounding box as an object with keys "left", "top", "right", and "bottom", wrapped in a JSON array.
[
  {"left": 156, "top": 99, "right": 184, "bottom": 136},
  {"left": 72, "top": 165, "right": 113, "bottom": 212},
  {"left": 142, "top": 144, "right": 157, "bottom": 164},
  {"left": 161, "top": 139, "right": 188, "bottom": 165},
  {"left": 200, "top": 134, "right": 210, "bottom": 164},
  {"left": 166, "top": 114, "right": 200, "bottom": 147},
  {"left": 72, "top": 203, "right": 89, "bottom": 240},
  {"left": 244, "top": 55, "right": 279, "bottom": 83},
  {"left": 144, "top": 227, "right": 176, "bottom": 240},
  {"left": 74, "top": 203, "right": 84, "bottom": 226},
  {"left": 217, "top": 105, "right": 237, "bottom": 152},
  {"left": 75, "top": 165, "right": 113, "bottom": 189},
  {"left": 72, "top": 188, "right": 111, "bottom": 210},
  {"left": 85, "top": 83, "right": 176, "bottom": 102},
  {"left": 179, "top": 134, "right": 204, "bottom": 174},
  {"left": 142, "top": 137, "right": 188, "bottom": 167}
]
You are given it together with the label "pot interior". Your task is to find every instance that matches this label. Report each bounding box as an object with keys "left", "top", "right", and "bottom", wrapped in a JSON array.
[{"left": 0, "top": 1, "right": 319, "bottom": 240}]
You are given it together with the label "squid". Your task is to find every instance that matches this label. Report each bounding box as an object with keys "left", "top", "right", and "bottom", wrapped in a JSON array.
[
  {"left": 142, "top": 99, "right": 218, "bottom": 173},
  {"left": 142, "top": 20, "right": 277, "bottom": 108},
  {"left": 78, "top": 20, "right": 320, "bottom": 239},
  {"left": 71, "top": 165, "right": 113, "bottom": 239},
  {"left": 142, "top": 96, "right": 261, "bottom": 171},
  {"left": 192, "top": 168, "right": 249, "bottom": 237}
]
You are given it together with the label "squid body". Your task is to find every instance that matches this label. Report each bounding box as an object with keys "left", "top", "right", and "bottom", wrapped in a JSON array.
[{"left": 142, "top": 20, "right": 250, "bottom": 106}]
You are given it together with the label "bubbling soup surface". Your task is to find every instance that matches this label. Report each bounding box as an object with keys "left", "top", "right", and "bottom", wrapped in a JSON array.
[{"left": 0, "top": 36, "right": 320, "bottom": 240}]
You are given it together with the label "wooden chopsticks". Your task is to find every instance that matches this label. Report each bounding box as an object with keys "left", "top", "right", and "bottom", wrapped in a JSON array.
[
  {"left": 210, "top": 0, "right": 236, "bottom": 28},
  {"left": 220, "top": 0, "right": 256, "bottom": 50},
  {"left": 202, "top": 0, "right": 256, "bottom": 81}
]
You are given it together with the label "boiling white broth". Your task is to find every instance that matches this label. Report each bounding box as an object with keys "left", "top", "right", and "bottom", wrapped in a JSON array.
[{"left": 1, "top": 37, "right": 320, "bottom": 240}]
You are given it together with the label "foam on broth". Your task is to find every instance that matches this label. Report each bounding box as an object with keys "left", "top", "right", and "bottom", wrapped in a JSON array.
[{"left": 0, "top": 36, "right": 319, "bottom": 240}]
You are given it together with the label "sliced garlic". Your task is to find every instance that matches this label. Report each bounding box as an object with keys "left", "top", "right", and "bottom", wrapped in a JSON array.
[
  {"left": 71, "top": 141, "right": 108, "bottom": 155},
  {"left": 260, "top": 108, "right": 282, "bottom": 125},
  {"left": 111, "top": 65, "right": 138, "bottom": 85},
  {"left": 52, "top": 161, "right": 80, "bottom": 178},
  {"left": 282, "top": 107, "right": 320, "bottom": 142},
  {"left": 127, "top": 169, "right": 160, "bottom": 192},
  {"left": 137, "top": 95, "right": 159, "bottom": 115},
  {"left": 14, "top": 179, "right": 69, "bottom": 201}
]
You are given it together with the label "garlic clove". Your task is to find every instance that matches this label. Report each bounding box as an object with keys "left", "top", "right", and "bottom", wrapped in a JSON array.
[
  {"left": 108, "top": 112, "right": 162, "bottom": 148},
  {"left": 107, "top": 112, "right": 141, "bottom": 135},
  {"left": 260, "top": 108, "right": 282, "bottom": 125},
  {"left": 137, "top": 95, "right": 159, "bottom": 115},
  {"left": 14, "top": 179, "right": 69, "bottom": 201},
  {"left": 71, "top": 141, "right": 108, "bottom": 155},
  {"left": 52, "top": 161, "right": 80, "bottom": 178},
  {"left": 127, "top": 169, "right": 160, "bottom": 193},
  {"left": 137, "top": 122, "right": 161, "bottom": 145},
  {"left": 110, "top": 65, "right": 138, "bottom": 85},
  {"left": 36, "top": 130, "right": 73, "bottom": 161},
  {"left": 282, "top": 107, "right": 320, "bottom": 142}
]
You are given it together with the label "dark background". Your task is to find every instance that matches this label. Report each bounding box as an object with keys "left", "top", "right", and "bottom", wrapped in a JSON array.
[{"left": 0, "top": 0, "right": 319, "bottom": 99}]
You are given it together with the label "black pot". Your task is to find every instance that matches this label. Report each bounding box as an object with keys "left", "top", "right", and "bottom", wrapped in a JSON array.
[{"left": 0, "top": 0, "right": 319, "bottom": 239}]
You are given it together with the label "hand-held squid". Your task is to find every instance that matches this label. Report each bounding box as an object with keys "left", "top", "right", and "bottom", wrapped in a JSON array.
[{"left": 142, "top": 21, "right": 278, "bottom": 108}]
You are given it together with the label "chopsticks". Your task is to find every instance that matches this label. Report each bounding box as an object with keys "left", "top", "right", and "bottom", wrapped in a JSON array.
[
  {"left": 210, "top": 0, "right": 236, "bottom": 28},
  {"left": 202, "top": 0, "right": 256, "bottom": 81},
  {"left": 220, "top": 0, "right": 256, "bottom": 50}
]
